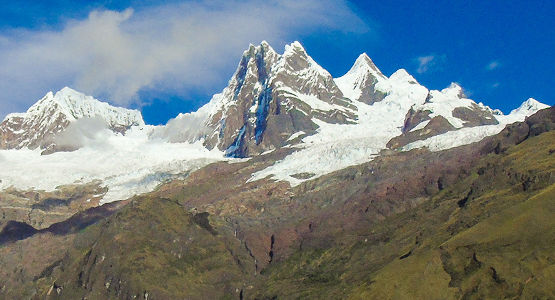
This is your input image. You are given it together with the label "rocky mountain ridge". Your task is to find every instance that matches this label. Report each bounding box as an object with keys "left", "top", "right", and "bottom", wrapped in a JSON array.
[{"left": 0, "top": 87, "right": 144, "bottom": 152}]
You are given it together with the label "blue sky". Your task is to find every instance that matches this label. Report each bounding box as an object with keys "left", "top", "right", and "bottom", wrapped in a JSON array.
[{"left": 0, "top": 0, "right": 553, "bottom": 125}]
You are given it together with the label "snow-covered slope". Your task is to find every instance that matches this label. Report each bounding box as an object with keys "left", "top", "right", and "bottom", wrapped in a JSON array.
[
  {"left": 0, "top": 87, "right": 144, "bottom": 151},
  {"left": 0, "top": 126, "right": 224, "bottom": 204},
  {"left": 0, "top": 88, "right": 226, "bottom": 204},
  {"left": 495, "top": 98, "right": 549, "bottom": 124},
  {"left": 408, "top": 83, "right": 497, "bottom": 129}
]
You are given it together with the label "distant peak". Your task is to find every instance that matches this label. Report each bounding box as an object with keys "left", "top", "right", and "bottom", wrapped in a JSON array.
[
  {"left": 447, "top": 82, "right": 462, "bottom": 90},
  {"left": 289, "top": 41, "right": 304, "bottom": 49},
  {"left": 259, "top": 40, "right": 276, "bottom": 54},
  {"left": 513, "top": 98, "right": 549, "bottom": 114},
  {"left": 351, "top": 53, "right": 373, "bottom": 70},
  {"left": 441, "top": 82, "right": 465, "bottom": 98},
  {"left": 390, "top": 69, "right": 416, "bottom": 82},
  {"left": 55, "top": 86, "right": 84, "bottom": 98},
  {"left": 523, "top": 98, "right": 541, "bottom": 106},
  {"left": 60, "top": 86, "right": 75, "bottom": 93},
  {"left": 52, "top": 87, "right": 91, "bottom": 109}
]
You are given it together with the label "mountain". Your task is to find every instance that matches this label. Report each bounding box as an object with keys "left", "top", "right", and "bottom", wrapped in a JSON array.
[
  {"left": 0, "top": 41, "right": 549, "bottom": 201},
  {"left": 0, "top": 87, "right": 144, "bottom": 152},
  {"left": 160, "top": 41, "right": 357, "bottom": 157},
  {"left": 0, "top": 41, "right": 549, "bottom": 199},
  {"left": 161, "top": 42, "right": 547, "bottom": 169}
]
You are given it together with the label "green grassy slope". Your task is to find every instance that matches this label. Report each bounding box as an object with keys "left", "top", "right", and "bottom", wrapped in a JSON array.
[
  {"left": 254, "top": 131, "right": 555, "bottom": 299},
  {"left": 37, "top": 196, "right": 256, "bottom": 299}
]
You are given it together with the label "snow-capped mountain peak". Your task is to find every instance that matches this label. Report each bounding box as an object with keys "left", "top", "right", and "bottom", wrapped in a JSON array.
[
  {"left": 335, "top": 53, "right": 387, "bottom": 103},
  {"left": 26, "top": 87, "right": 144, "bottom": 126},
  {"left": 351, "top": 53, "right": 384, "bottom": 77},
  {"left": 278, "top": 41, "right": 331, "bottom": 79},
  {"left": 0, "top": 87, "right": 144, "bottom": 151},
  {"left": 511, "top": 98, "right": 550, "bottom": 115},
  {"left": 162, "top": 41, "right": 353, "bottom": 157},
  {"left": 389, "top": 69, "right": 417, "bottom": 82}
]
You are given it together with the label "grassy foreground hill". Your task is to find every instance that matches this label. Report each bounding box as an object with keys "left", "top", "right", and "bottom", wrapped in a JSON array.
[{"left": 254, "top": 129, "right": 555, "bottom": 299}]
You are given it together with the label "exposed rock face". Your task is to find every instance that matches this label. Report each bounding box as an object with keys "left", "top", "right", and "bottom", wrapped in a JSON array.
[
  {"left": 402, "top": 107, "right": 433, "bottom": 133},
  {"left": 0, "top": 87, "right": 144, "bottom": 151},
  {"left": 388, "top": 115, "right": 456, "bottom": 148},
  {"left": 195, "top": 41, "right": 357, "bottom": 157},
  {"left": 386, "top": 84, "right": 548, "bottom": 150},
  {"left": 408, "top": 83, "right": 499, "bottom": 130},
  {"left": 452, "top": 104, "right": 498, "bottom": 126},
  {"left": 481, "top": 106, "right": 555, "bottom": 155}
]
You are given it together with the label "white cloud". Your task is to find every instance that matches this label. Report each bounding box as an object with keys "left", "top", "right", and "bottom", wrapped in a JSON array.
[
  {"left": 0, "top": 0, "right": 368, "bottom": 120},
  {"left": 486, "top": 60, "right": 500, "bottom": 71},
  {"left": 491, "top": 82, "right": 500, "bottom": 88},
  {"left": 415, "top": 54, "right": 446, "bottom": 74},
  {"left": 150, "top": 111, "right": 212, "bottom": 143},
  {"left": 52, "top": 116, "right": 113, "bottom": 149}
]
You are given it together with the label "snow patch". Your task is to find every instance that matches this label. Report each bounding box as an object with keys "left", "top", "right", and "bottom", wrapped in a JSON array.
[
  {"left": 287, "top": 131, "right": 306, "bottom": 141},
  {"left": 402, "top": 125, "right": 506, "bottom": 152},
  {"left": 281, "top": 87, "right": 351, "bottom": 113},
  {"left": 409, "top": 120, "right": 430, "bottom": 132}
]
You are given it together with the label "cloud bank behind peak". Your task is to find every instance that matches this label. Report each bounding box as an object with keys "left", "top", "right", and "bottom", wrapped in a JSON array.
[{"left": 0, "top": 0, "right": 369, "bottom": 120}]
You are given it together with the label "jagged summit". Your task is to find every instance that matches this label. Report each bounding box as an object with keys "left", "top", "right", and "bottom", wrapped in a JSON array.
[
  {"left": 389, "top": 68, "right": 416, "bottom": 82},
  {"left": 28, "top": 87, "right": 143, "bottom": 125},
  {"left": 351, "top": 53, "right": 383, "bottom": 76},
  {"left": 0, "top": 87, "right": 144, "bottom": 150},
  {"left": 283, "top": 40, "right": 306, "bottom": 55},
  {"left": 181, "top": 41, "right": 354, "bottom": 157}
]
